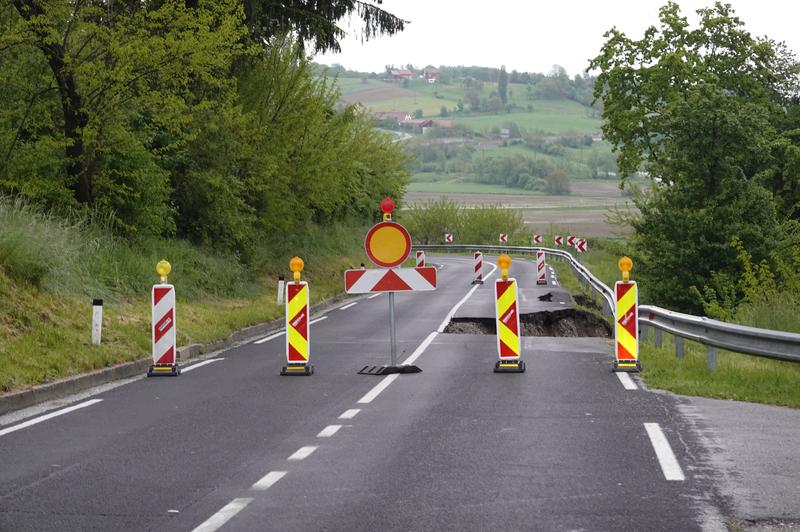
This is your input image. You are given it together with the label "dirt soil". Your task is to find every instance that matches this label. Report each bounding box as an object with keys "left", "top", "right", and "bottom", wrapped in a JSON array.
[{"left": 444, "top": 309, "right": 612, "bottom": 338}]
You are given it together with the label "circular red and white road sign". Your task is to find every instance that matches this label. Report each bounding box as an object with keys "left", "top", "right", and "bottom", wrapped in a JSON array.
[{"left": 364, "top": 221, "right": 412, "bottom": 268}]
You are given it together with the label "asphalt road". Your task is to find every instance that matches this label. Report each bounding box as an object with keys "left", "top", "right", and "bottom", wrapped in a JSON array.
[{"left": 0, "top": 255, "right": 727, "bottom": 531}]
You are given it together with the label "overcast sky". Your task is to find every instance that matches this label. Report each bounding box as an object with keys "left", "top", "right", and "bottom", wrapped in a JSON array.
[{"left": 315, "top": 0, "right": 800, "bottom": 77}]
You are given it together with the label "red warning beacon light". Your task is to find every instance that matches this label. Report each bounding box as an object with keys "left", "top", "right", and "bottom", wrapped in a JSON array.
[{"left": 380, "top": 197, "right": 395, "bottom": 220}]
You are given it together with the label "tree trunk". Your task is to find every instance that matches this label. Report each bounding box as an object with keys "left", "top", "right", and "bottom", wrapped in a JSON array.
[{"left": 12, "top": 0, "right": 93, "bottom": 204}]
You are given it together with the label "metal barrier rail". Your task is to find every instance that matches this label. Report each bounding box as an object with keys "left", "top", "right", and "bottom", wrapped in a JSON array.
[{"left": 414, "top": 244, "right": 800, "bottom": 365}]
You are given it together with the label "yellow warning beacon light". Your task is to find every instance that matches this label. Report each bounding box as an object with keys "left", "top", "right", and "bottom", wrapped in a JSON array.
[
  {"left": 156, "top": 260, "right": 171, "bottom": 284},
  {"left": 618, "top": 256, "right": 633, "bottom": 282},
  {"left": 497, "top": 254, "right": 512, "bottom": 281},
  {"left": 290, "top": 256, "right": 304, "bottom": 283}
]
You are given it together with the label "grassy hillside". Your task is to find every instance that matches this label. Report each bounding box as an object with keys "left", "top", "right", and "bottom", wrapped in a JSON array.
[{"left": 0, "top": 197, "right": 371, "bottom": 393}]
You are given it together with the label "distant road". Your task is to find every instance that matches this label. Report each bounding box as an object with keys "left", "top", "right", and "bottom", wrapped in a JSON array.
[{"left": 0, "top": 255, "right": 726, "bottom": 531}]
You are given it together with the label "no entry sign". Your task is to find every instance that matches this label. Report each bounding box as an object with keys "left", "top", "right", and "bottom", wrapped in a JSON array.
[{"left": 364, "top": 221, "right": 412, "bottom": 268}]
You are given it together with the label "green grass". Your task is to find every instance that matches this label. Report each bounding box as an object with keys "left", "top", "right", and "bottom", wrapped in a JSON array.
[
  {"left": 549, "top": 237, "right": 800, "bottom": 409},
  {"left": 0, "top": 196, "right": 371, "bottom": 393},
  {"left": 454, "top": 102, "right": 600, "bottom": 135},
  {"left": 406, "top": 180, "right": 544, "bottom": 195}
]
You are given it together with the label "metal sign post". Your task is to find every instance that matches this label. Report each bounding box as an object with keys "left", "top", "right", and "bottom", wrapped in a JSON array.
[{"left": 389, "top": 292, "right": 397, "bottom": 367}]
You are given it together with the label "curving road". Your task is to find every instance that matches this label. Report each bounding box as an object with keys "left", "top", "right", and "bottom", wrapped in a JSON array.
[{"left": 0, "top": 255, "right": 727, "bottom": 531}]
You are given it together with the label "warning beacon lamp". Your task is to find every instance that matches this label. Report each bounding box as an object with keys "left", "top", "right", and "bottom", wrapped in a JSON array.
[
  {"left": 380, "top": 197, "right": 395, "bottom": 221},
  {"left": 618, "top": 256, "right": 633, "bottom": 283},
  {"left": 156, "top": 260, "right": 171, "bottom": 284},
  {"left": 290, "top": 256, "right": 304, "bottom": 283},
  {"left": 498, "top": 254, "right": 512, "bottom": 281}
]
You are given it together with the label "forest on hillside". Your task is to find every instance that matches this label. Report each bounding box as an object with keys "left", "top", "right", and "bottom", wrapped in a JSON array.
[{"left": 1, "top": 1, "right": 409, "bottom": 255}]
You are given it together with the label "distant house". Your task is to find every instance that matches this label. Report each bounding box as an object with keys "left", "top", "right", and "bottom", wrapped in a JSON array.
[
  {"left": 374, "top": 111, "right": 412, "bottom": 124},
  {"left": 400, "top": 118, "right": 433, "bottom": 132},
  {"left": 389, "top": 69, "right": 413, "bottom": 81},
  {"left": 423, "top": 67, "right": 440, "bottom": 81}
]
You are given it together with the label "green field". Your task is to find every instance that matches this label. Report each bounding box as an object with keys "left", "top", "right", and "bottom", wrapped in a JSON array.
[
  {"left": 407, "top": 180, "right": 543, "bottom": 195},
  {"left": 454, "top": 102, "right": 600, "bottom": 135}
]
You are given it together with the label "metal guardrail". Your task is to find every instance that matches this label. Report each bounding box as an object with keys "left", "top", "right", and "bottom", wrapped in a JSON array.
[{"left": 415, "top": 244, "right": 800, "bottom": 365}]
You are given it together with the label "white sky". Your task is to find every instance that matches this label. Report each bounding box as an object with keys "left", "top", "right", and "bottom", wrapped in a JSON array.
[{"left": 315, "top": 1, "right": 800, "bottom": 77}]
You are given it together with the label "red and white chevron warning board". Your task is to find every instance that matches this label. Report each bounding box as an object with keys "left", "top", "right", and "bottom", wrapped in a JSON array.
[
  {"left": 499, "top": 233, "right": 508, "bottom": 243},
  {"left": 345, "top": 267, "right": 437, "bottom": 294},
  {"left": 416, "top": 250, "right": 426, "bottom": 268},
  {"left": 536, "top": 251, "right": 547, "bottom": 285},
  {"left": 567, "top": 235, "right": 576, "bottom": 247},
  {"left": 444, "top": 233, "right": 453, "bottom": 243},
  {"left": 152, "top": 285, "right": 176, "bottom": 366},
  {"left": 554, "top": 235, "right": 563, "bottom": 246},
  {"left": 286, "top": 282, "right": 310, "bottom": 363},
  {"left": 614, "top": 281, "right": 638, "bottom": 368},
  {"left": 576, "top": 239, "right": 587, "bottom": 253},
  {"left": 495, "top": 279, "right": 521, "bottom": 359},
  {"left": 473, "top": 251, "right": 483, "bottom": 284},
  {"left": 533, "top": 234, "right": 542, "bottom": 245}
]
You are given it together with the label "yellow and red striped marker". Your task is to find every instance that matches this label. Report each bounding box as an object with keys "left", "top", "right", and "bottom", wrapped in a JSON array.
[
  {"left": 494, "top": 255, "right": 525, "bottom": 373},
  {"left": 148, "top": 260, "right": 180, "bottom": 377},
  {"left": 282, "top": 256, "right": 314, "bottom": 376},
  {"left": 613, "top": 256, "right": 641, "bottom": 372}
]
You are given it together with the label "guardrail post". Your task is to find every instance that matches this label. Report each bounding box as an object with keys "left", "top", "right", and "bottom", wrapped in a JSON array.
[
  {"left": 675, "top": 336, "right": 685, "bottom": 358},
  {"left": 707, "top": 345, "right": 717, "bottom": 371},
  {"left": 654, "top": 328, "right": 662, "bottom": 348},
  {"left": 640, "top": 324, "right": 649, "bottom": 343}
]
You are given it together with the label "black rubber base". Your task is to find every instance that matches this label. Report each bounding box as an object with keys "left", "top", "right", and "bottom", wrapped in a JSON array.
[
  {"left": 147, "top": 364, "right": 180, "bottom": 377},
  {"left": 358, "top": 364, "right": 422, "bottom": 376},
  {"left": 471, "top": 280, "right": 484, "bottom": 285},
  {"left": 612, "top": 360, "right": 642, "bottom": 373},
  {"left": 281, "top": 364, "right": 314, "bottom": 376},
  {"left": 536, "top": 280, "right": 547, "bottom": 285},
  {"left": 494, "top": 360, "right": 526, "bottom": 373}
]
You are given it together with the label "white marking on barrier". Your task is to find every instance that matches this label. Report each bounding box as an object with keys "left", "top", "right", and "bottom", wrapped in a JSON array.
[
  {"left": 251, "top": 471, "right": 286, "bottom": 491},
  {"left": 182, "top": 358, "right": 224, "bottom": 373},
  {"left": 339, "top": 409, "right": 360, "bottom": 419},
  {"left": 340, "top": 302, "right": 358, "bottom": 311},
  {"left": 288, "top": 446, "right": 318, "bottom": 461},
  {"left": 644, "top": 423, "right": 686, "bottom": 481},
  {"left": 253, "top": 316, "right": 327, "bottom": 344},
  {"left": 615, "top": 372, "right": 638, "bottom": 390},
  {"left": 0, "top": 399, "right": 103, "bottom": 437},
  {"left": 317, "top": 425, "right": 342, "bottom": 438},
  {"left": 437, "top": 263, "right": 498, "bottom": 332},
  {"left": 192, "top": 498, "right": 253, "bottom": 532}
]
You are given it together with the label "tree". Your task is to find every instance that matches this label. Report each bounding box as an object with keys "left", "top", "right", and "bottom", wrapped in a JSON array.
[
  {"left": 589, "top": 1, "right": 800, "bottom": 312},
  {"left": 440, "top": 106, "right": 449, "bottom": 117},
  {"left": 498, "top": 65, "right": 508, "bottom": 105},
  {"left": 243, "top": 0, "right": 407, "bottom": 53}
]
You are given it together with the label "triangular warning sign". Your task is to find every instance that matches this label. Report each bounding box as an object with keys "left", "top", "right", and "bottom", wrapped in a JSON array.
[{"left": 371, "top": 269, "right": 412, "bottom": 292}]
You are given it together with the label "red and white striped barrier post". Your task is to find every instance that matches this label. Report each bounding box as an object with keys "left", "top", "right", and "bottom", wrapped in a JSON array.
[
  {"left": 533, "top": 234, "right": 542, "bottom": 245},
  {"left": 416, "top": 250, "right": 426, "bottom": 268},
  {"left": 282, "top": 256, "right": 313, "bottom": 376},
  {"left": 148, "top": 260, "right": 180, "bottom": 377},
  {"left": 554, "top": 235, "right": 563, "bottom": 246},
  {"left": 536, "top": 250, "right": 547, "bottom": 285},
  {"left": 473, "top": 251, "right": 484, "bottom": 285}
]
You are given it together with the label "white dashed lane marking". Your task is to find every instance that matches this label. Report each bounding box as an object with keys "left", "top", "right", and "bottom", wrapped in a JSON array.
[
  {"left": 644, "top": 423, "right": 686, "bottom": 481},
  {"left": 288, "top": 446, "right": 318, "bottom": 461},
  {"left": 251, "top": 471, "right": 286, "bottom": 491},
  {"left": 192, "top": 498, "right": 253, "bottom": 532},
  {"left": 0, "top": 399, "right": 103, "bottom": 438},
  {"left": 317, "top": 425, "right": 342, "bottom": 438}
]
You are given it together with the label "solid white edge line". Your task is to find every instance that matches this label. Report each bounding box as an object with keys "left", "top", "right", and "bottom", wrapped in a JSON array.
[
  {"left": 644, "top": 423, "right": 686, "bottom": 481},
  {"left": 253, "top": 331, "right": 284, "bottom": 345},
  {"left": 288, "top": 446, "right": 318, "bottom": 460},
  {"left": 251, "top": 471, "right": 287, "bottom": 491},
  {"left": 339, "top": 409, "right": 360, "bottom": 419},
  {"left": 615, "top": 371, "right": 638, "bottom": 390},
  {"left": 0, "top": 399, "right": 103, "bottom": 437},
  {"left": 253, "top": 316, "right": 327, "bottom": 344},
  {"left": 317, "top": 425, "right": 342, "bottom": 438},
  {"left": 182, "top": 358, "right": 224, "bottom": 373},
  {"left": 367, "top": 293, "right": 382, "bottom": 299},
  {"left": 402, "top": 331, "right": 438, "bottom": 366},
  {"left": 436, "top": 263, "right": 498, "bottom": 332},
  {"left": 340, "top": 302, "right": 357, "bottom": 311},
  {"left": 357, "top": 374, "right": 399, "bottom": 404},
  {"left": 192, "top": 497, "right": 253, "bottom": 532}
]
